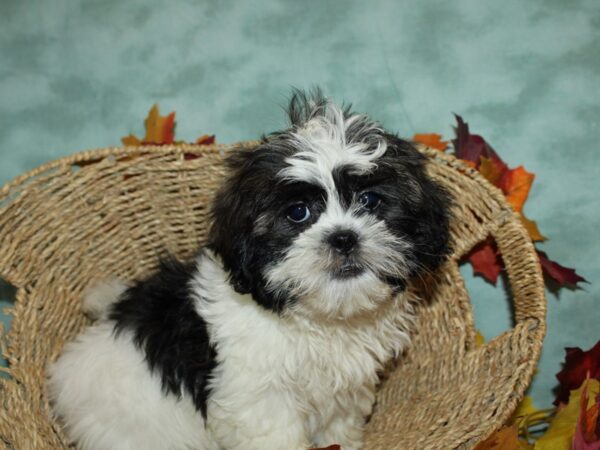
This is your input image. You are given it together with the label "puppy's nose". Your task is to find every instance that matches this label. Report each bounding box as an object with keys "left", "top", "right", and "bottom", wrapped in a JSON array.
[{"left": 328, "top": 230, "right": 358, "bottom": 255}]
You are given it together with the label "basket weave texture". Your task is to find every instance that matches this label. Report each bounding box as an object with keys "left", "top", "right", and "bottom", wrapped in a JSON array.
[{"left": 0, "top": 143, "right": 546, "bottom": 450}]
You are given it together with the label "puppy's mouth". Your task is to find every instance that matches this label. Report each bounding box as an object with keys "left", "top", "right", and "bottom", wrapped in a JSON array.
[{"left": 331, "top": 263, "right": 365, "bottom": 279}]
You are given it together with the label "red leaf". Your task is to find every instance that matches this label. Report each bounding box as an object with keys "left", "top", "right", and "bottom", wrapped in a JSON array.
[
  {"left": 196, "top": 134, "right": 216, "bottom": 145},
  {"left": 452, "top": 115, "right": 507, "bottom": 171},
  {"left": 537, "top": 250, "right": 587, "bottom": 288},
  {"left": 555, "top": 340, "right": 600, "bottom": 406},
  {"left": 468, "top": 241, "right": 503, "bottom": 284},
  {"left": 310, "top": 446, "right": 341, "bottom": 450},
  {"left": 573, "top": 379, "right": 600, "bottom": 449},
  {"left": 162, "top": 112, "right": 176, "bottom": 145}
]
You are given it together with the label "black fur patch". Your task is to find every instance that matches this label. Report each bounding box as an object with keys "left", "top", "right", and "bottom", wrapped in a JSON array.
[
  {"left": 207, "top": 144, "right": 328, "bottom": 312},
  {"left": 110, "top": 258, "right": 217, "bottom": 418}
]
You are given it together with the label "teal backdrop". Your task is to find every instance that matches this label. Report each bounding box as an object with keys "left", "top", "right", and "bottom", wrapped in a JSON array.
[{"left": 1, "top": 0, "right": 599, "bottom": 410}]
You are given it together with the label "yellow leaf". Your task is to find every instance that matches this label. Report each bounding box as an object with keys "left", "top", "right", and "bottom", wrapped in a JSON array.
[
  {"left": 519, "top": 213, "right": 547, "bottom": 242},
  {"left": 534, "top": 379, "right": 600, "bottom": 450},
  {"left": 511, "top": 396, "right": 540, "bottom": 423},
  {"left": 475, "top": 330, "right": 486, "bottom": 347},
  {"left": 475, "top": 424, "right": 520, "bottom": 450},
  {"left": 121, "top": 134, "right": 141, "bottom": 146}
]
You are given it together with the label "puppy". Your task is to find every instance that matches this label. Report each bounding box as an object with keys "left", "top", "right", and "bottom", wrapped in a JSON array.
[{"left": 47, "top": 89, "right": 451, "bottom": 450}]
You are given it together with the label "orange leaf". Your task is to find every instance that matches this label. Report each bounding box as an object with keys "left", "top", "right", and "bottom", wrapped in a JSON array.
[
  {"left": 583, "top": 401, "right": 599, "bottom": 442},
  {"left": 413, "top": 133, "right": 448, "bottom": 151},
  {"left": 479, "top": 156, "right": 506, "bottom": 185},
  {"left": 143, "top": 105, "right": 176, "bottom": 145},
  {"left": 121, "top": 134, "right": 141, "bottom": 146},
  {"left": 519, "top": 213, "right": 546, "bottom": 242},
  {"left": 474, "top": 424, "right": 520, "bottom": 450},
  {"left": 497, "top": 166, "right": 534, "bottom": 213},
  {"left": 574, "top": 379, "right": 600, "bottom": 447}
]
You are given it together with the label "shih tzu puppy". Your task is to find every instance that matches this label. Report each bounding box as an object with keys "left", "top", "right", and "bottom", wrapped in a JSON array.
[{"left": 47, "top": 89, "right": 451, "bottom": 450}]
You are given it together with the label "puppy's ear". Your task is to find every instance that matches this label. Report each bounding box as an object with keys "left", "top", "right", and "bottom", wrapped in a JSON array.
[
  {"left": 207, "top": 148, "right": 259, "bottom": 294},
  {"left": 411, "top": 171, "right": 452, "bottom": 273},
  {"left": 384, "top": 134, "right": 452, "bottom": 274}
]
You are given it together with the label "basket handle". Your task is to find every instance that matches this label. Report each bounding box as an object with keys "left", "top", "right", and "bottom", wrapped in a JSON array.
[{"left": 493, "top": 210, "right": 547, "bottom": 329}]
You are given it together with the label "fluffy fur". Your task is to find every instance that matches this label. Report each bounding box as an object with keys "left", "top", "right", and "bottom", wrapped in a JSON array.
[{"left": 47, "top": 89, "right": 451, "bottom": 450}]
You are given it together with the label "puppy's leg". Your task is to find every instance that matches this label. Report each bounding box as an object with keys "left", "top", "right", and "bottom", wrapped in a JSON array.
[
  {"left": 47, "top": 322, "right": 211, "bottom": 450},
  {"left": 313, "top": 386, "right": 375, "bottom": 450},
  {"left": 207, "top": 388, "right": 310, "bottom": 450}
]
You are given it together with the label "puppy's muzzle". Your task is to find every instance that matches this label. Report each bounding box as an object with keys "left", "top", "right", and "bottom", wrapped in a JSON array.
[{"left": 328, "top": 229, "right": 358, "bottom": 255}]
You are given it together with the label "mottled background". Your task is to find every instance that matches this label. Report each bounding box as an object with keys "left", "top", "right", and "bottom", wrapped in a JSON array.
[{"left": 1, "top": 0, "right": 598, "bottom": 409}]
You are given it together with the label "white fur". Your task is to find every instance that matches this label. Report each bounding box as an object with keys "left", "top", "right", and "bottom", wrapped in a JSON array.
[
  {"left": 47, "top": 322, "right": 213, "bottom": 450},
  {"left": 47, "top": 252, "right": 414, "bottom": 450},
  {"left": 195, "top": 252, "right": 414, "bottom": 450},
  {"left": 280, "top": 104, "right": 387, "bottom": 200},
  {"left": 265, "top": 202, "right": 413, "bottom": 319}
]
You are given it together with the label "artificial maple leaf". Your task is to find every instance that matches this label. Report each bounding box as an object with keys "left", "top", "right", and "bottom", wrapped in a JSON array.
[
  {"left": 478, "top": 157, "right": 545, "bottom": 242},
  {"left": 538, "top": 250, "right": 588, "bottom": 290},
  {"left": 121, "top": 134, "right": 141, "bottom": 146},
  {"left": 196, "top": 134, "right": 216, "bottom": 145},
  {"left": 452, "top": 115, "right": 507, "bottom": 170},
  {"left": 534, "top": 381, "right": 600, "bottom": 449},
  {"left": 413, "top": 133, "right": 449, "bottom": 151},
  {"left": 511, "top": 396, "right": 540, "bottom": 423},
  {"left": 474, "top": 424, "right": 521, "bottom": 450},
  {"left": 555, "top": 340, "right": 600, "bottom": 406},
  {"left": 468, "top": 240, "right": 502, "bottom": 284},
  {"left": 143, "top": 105, "right": 175, "bottom": 144},
  {"left": 475, "top": 330, "right": 486, "bottom": 347},
  {"left": 519, "top": 214, "right": 546, "bottom": 242},
  {"left": 121, "top": 104, "right": 176, "bottom": 146},
  {"left": 183, "top": 135, "right": 217, "bottom": 160},
  {"left": 497, "top": 166, "right": 535, "bottom": 213},
  {"left": 573, "top": 379, "right": 600, "bottom": 449},
  {"left": 452, "top": 115, "right": 536, "bottom": 214},
  {"left": 453, "top": 115, "right": 585, "bottom": 290},
  {"left": 480, "top": 156, "right": 505, "bottom": 185}
]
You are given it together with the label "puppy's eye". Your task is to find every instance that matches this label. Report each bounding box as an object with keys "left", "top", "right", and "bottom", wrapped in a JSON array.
[
  {"left": 286, "top": 203, "right": 311, "bottom": 223},
  {"left": 358, "top": 192, "right": 381, "bottom": 210}
]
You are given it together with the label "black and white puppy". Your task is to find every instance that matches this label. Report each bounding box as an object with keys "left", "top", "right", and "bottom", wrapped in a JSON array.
[{"left": 48, "top": 90, "right": 451, "bottom": 450}]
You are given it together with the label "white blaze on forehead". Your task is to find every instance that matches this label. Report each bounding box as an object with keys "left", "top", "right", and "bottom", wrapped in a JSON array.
[{"left": 278, "top": 102, "right": 387, "bottom": 198}]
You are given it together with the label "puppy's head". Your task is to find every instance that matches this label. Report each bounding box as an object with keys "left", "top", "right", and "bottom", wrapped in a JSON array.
[{"left": 208, "top": 89, "right": 451, "bottom": 319}]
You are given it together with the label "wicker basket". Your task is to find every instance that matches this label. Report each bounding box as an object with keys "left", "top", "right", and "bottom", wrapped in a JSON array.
[{"left": 0, "top": 143, "right": 546, "bottom": 450}]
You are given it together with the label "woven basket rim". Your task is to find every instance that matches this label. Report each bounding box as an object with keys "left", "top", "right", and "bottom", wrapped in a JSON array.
[
  {"left": 0, "top": 142, "right": 547, "bottom": 339},
  {"left": 0, "top": 142, "right": 547, "bottom": 327},
  {"left": 0, "top": 142, "right": 547, "bottom": 449}
]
